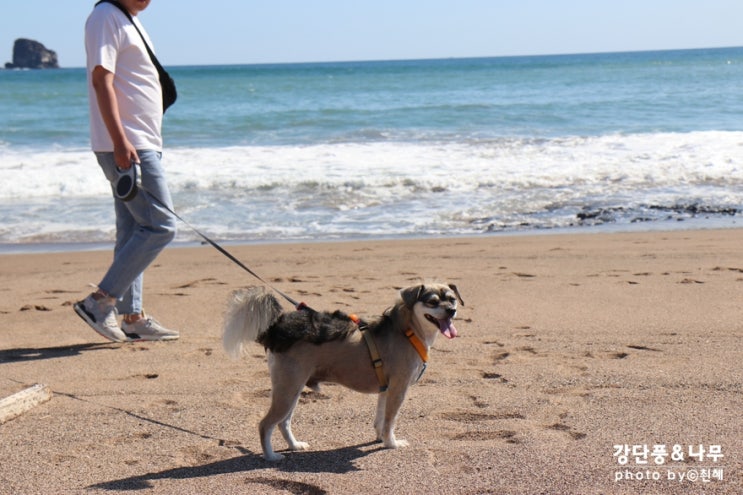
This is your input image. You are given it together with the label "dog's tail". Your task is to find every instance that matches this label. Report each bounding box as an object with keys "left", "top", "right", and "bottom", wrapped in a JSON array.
[{"left": 223, "top": 286, "right": 283, "bottom": 359}]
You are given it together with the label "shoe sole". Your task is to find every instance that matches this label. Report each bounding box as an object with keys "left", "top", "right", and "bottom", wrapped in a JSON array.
[
  {"left": 73, "top": 301, "right": 125, "bottom": 343},
  {"left": 123, "top": 331, "right": 179, "bottom": 342}
]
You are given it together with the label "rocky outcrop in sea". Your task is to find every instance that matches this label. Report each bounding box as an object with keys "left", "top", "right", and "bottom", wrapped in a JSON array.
[{"left": 4, "top": 38, "right": 59, "bottom": 69}]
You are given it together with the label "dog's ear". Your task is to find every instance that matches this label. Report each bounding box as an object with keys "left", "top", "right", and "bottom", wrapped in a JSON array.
[
  {"left": 448, "top": 284, "right": 465, "bottom": 306},
  {"left": 400, "top": 285, "right": 424, "bottom": 308}
]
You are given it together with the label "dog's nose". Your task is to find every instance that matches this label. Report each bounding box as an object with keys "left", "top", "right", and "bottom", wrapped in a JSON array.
[{"left": 446, "top": 307, "right": 456, "bottom": 317}]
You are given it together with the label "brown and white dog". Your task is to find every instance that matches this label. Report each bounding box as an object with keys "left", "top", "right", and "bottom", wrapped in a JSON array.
[{"left": 223, "top": 283, "right": 463, "bottom": 461}]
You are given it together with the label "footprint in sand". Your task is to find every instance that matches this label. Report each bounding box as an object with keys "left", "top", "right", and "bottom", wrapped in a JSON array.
[
  {"left": 173, "top": 278, "right": 225, "bottom": 289},
  {"left": 451, "top": 430, "right": 519, "bottom": 443},
  {"left": 175, "top": 445, "right": 220, "bottom": 467},
  {"left": 129, "top": 373, "right": 159, "bottom": 380},
  {"left": 442, "top": 411, "right": 525, "bottom": 444},
  {"left": 299, "top": 390, "right": 331, "bottom": 404},
  {"left": 493, "top": 351, "right": 510, "bottom": 363},
  {"left": 253, "top": 389, "right": 271, "bottom": 399},
  {"left": 482, "top": 372, "right": 509, "bottom": 384},
  {"left": 679, "top": 278, "right": 705, "bottom": 284},
  {"left": 19, "top": 304, "right": 52, "bottom": 312},
  {"left": 512, "top": 272, "right": 536, "bottom": 279},
  {"left": 546, "top": 422, "right": 587, "bottom": 440},
  {"left": 440, "top": 411, "right": 526, "bottom": 422},
  {"left": 607, "top": 351, "right": 629, "bottom": 359},
  {"left": 627, "top": 344, "right": 662, "bottom": 352},
  {"left": 587, "top": 345, "right": 662, "bottom": 360}
]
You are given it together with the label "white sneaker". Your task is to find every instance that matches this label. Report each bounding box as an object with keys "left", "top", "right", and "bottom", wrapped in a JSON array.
[
  {"left": 122, "top": 315, "right": 179, "bottom": 341},
  {"left": 74, "top": 294, "right": 127, "bottom": 343}
]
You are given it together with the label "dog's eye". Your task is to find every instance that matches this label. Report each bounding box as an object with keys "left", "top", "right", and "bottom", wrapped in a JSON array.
[{"left": 424, "top": 296, "right": 440, "bottom": 307}]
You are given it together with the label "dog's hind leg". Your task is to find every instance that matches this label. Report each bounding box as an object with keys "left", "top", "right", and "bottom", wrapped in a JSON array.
[
  {"left": 259, "top": 358, "right": 309, "bottom": 461},
  {"left": 279, "top": 406, "right": 309, "bottom": 453},
  {"left": 260, "top": 386, "right": 304, "bottom": 461}
]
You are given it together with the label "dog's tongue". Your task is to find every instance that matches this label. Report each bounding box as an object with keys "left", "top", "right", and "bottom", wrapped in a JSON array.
[{"left": 439, "top": 318, "right": 458, "bottom": 339}]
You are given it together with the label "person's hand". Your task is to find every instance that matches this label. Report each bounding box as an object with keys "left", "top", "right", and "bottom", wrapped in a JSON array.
[{"left": 114, "top": 142, "right": 139, "bottom": 170}]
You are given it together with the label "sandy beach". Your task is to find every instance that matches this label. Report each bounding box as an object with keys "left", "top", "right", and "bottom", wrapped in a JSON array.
[{"left": 0, "top": 229, "right": 740, "bottom": 494}]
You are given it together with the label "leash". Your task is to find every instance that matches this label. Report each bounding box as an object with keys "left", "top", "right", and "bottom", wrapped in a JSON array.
[{"left": 122, "top": 169, "right": 307, "bottom": 311}]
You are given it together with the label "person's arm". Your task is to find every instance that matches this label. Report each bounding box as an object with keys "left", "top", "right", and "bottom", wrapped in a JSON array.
[{"left": 91, "top": 65, "right": 139, "bottom": 169}]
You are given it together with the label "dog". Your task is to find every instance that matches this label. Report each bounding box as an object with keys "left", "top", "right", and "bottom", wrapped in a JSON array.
[{"left": 223, "top": 283, "right": 463, "bottom": 461}]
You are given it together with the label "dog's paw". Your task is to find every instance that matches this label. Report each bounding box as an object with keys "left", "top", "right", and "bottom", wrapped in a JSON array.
[
  {"left": 384, "top": 438, "right": 409, "bottom": 449},
  {"left": 290, "top": 441, "right": 310, "bottom": 451}
]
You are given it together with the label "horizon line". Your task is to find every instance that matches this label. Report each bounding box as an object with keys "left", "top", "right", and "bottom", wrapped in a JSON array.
[{"left": 4, "top": 44, "right": 742, "bottom": 71}]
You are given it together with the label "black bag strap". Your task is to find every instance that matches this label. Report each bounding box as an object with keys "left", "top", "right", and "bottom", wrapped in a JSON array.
[{"left": 95, "top": 0, "right": 165, "bottom": 75}]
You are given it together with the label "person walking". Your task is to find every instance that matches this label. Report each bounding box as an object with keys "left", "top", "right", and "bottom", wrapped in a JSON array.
[{"left": 74, "top": 0, "right": 178, "bottom": 342}]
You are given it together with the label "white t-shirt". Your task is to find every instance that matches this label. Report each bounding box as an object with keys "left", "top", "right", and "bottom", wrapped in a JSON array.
[{"left": 85, "top": 3, "right": 163, "bottom": 152}]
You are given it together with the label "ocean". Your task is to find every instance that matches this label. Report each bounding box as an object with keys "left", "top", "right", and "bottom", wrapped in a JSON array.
[{"left": 1, "top": 47, "right": 742, "bottom": 251}]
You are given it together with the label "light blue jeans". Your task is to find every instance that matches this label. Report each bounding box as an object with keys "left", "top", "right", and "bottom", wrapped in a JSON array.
[{"left": 95, "top": 150, "right": 176, "bottom": 315}]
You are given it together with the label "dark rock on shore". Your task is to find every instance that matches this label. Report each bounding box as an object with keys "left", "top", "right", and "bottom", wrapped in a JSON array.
[
  {"left": 4, "top": 39, "right": 59, "bottom": 69},
  {"left": 575, "top": 203, "right": 739, "bottom": 226}
]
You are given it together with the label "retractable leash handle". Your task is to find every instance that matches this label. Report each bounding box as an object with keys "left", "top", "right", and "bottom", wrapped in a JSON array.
[
  {"left": 114, "top": 168, "right": 308, "bottom": 311},
  {"left": 114, "top": 163, "right": 141, "bottom": 202}
]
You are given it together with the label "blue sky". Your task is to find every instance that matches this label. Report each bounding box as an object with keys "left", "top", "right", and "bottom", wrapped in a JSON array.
[{"left": 2, "top": 0, "right": 742, "bottom": 68}]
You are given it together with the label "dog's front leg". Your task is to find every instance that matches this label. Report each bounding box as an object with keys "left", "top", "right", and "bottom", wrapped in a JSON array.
[
  {"left": 374, "top": 392, "right": 387, "bottom": 441},
  {"left": 378, "top": 383, "right": 409, "bottom": 449}
]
